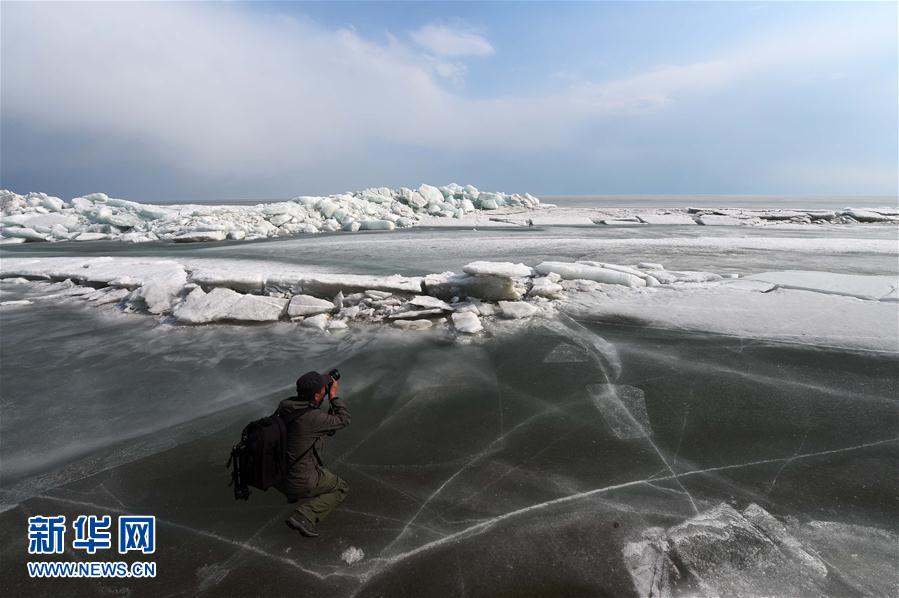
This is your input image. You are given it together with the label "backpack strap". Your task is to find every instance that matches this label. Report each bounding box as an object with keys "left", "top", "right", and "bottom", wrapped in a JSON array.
[
  {"left": 310, "top": 443, "right": 324, "bottom": 467},
  {"left": 226, "top": 435, "right": 251, "bottom": 501}
]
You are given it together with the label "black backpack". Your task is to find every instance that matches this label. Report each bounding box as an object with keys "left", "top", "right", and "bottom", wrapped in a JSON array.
[{"left": 226, "top": 405, "right": 315, "bottom": 501}]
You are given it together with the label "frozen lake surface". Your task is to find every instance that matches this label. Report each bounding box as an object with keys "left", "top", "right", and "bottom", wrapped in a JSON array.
[
  {"left": 543, "top": 194, "right": 896, "bottom": 210},
  {"left": 1, "top": 220, "right": 897, "bottom": 596},
  {"left": 3, "top": 221, "right": 897, "bottom": 276}
]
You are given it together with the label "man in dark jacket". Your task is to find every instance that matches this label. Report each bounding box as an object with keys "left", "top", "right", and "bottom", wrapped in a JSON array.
[{"left": 280, "top": 371, "right": 351, "bottom": 538}]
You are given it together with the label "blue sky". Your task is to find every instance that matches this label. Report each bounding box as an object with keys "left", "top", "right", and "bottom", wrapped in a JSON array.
[{"left": 1, "top": 1, "right": 896, "bottom": 201}]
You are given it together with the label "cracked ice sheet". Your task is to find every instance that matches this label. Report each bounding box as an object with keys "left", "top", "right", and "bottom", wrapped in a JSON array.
[
  {"left": 6, "top": 226, "right": 897, "bottom": 280},
  {"left": 561, "top": 283, "right": 899, "bottom": 353},
  {"left": 185, "top": 258, "right": 423, "bottom": 295},
  {"left": 744, "top": 270, "right": 897, "bottom": 300},
  {"left": 0, "top": 256, "right": 424, "bottom": 296},
  {"left": 2, "top": 298, "right": 898, "bottom": 596},
  {"left": 0, "top": 256, "right": 187, "bottom": 290}
]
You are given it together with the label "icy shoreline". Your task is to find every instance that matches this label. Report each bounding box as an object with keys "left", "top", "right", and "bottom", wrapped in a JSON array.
[
  {"left": 2, "top": 256, "right": 896, "bottom": 352},
  {"left": 2, "top": 186, "right": 897, "bottom": 245},
  {"left": 0, "top": 185, "right": 539, "bottom": 244}
]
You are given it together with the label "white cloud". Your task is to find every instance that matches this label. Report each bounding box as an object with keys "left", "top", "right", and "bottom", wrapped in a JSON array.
[
  {"left": 429, "top": 58, "right": 469, "bottom": 86},
  {"left": 1, "top": 3, "right": 894, "bottom": 195},
  {"left": 2, "top": 3, "right": 460, "bottom": 179},
  {"left": 409, "top": 24, "right": 495, "bottom": 58}
]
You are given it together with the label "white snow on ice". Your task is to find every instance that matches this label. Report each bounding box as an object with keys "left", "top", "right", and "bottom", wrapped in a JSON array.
[
  {"left": 4, "top": 186, "right": 896, "bottom": 245},
  {"left": 1, "top": 255, "right": 895, "bottom": 352},
  {"left": 0, "top": 185, "right": 539, "bottom": 244}
]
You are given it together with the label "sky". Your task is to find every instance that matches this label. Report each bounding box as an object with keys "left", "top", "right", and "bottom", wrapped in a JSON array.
[{"left": 1, "top": 1, "right": 896, "bottom": 201}]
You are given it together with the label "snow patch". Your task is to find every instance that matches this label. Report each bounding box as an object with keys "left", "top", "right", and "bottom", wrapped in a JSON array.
[{"left": 340, "top": 546, "right": 365, "bottom": 565}]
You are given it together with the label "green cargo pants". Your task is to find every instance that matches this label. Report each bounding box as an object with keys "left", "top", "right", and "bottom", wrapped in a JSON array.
[{"left": 294, "top": 468, "right": 349, "bottom": 523}]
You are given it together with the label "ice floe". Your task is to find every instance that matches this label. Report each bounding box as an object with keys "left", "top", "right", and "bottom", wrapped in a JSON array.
[
  {"left": 697, "top": 214, "right": 745, "bottom": 226},
  {"left": 1, "top": 256, "right": 895, "bottom": 351},
  {"left": 536, "top": 262, "right": 647, "bottom": 287},
  {"left": 462, "top": 261, "right": 534, "bottom": 278},
  {"left": 408, "top": 295, "right": 453, "bottom": 311},
  {"left": 636, "top": 213, "right": 696, "bottom": 225},
  {"left": 4, "top": 187, "right": 896, "bottom": 246},
  {"left": 451, "top": 311, "right": 484, "bottom": 334},
  {"left": 300, "top": 313, "right": 331, "bottom": 330},
  {"left": 595, "top": 217, "right": 645, "bottom": 226},
  {"left": 498, "top": 300, "right": 540, "bottom": 319},
  {"left": 173, "top": 287, "right": 288, "bottom": 323},
  {"left": 129, "top": 264, "right": 189, "bottom": 314},
  {"left": 0, "top": 184, "right": 540, "bottom": 244},
  {"left": 527, "top": 276, "right": 565, "bottom": 299},
  {"left": 623, "top": 502, "right": 897, "bottom": 597},
  {"left": 840, "top": 208, "right": 893, "bottom": 223},
  {"left": 287, "top": 294, "right": 338, "bottom": 317},
  {"left": 423, "top": 271, "right": 524, "bottom": 302},
  {"left": 562, "top": 278, "right": 898, "bottom": 352}
]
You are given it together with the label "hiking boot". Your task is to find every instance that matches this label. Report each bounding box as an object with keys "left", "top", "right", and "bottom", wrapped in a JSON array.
[{"left": 286, "top": 513, "right": 319, "bottom": 537}]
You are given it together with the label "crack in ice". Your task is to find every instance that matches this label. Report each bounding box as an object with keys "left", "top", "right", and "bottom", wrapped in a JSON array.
[
  {"left": 767, "top": 429, "right": 810, "bottom": 493},
  {"left": 589, "top": 383, "right": 700, "bottom": 514},
  {"left": 377, "top": 406, "right": 573, "bottom": 557},
  {"left": 625, "top": 345, "right": 897, "bottom": 403},
  {"left": 35, "top": 494, "right": 354, "bottom": 582},
  {"left": 359, "top": 436, "right": 898, "bottom": 585},
  {"left": 672, "top": 408, "right": 689, "bottom": 467},
  {"left": 331, "top": 394, "right": 424, "bottom": 466},
  {"left": 455, "top": 431, "right": 577, "bottom": 507}
]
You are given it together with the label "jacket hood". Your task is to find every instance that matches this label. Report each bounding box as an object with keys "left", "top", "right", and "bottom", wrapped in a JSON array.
[{"left": 279, "top": 396, "right": 315, "bottom": 413}]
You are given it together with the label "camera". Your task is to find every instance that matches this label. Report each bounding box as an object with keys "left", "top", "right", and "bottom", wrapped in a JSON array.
[
  {"left": 324, "top": 369, "right": 341, "bottom": 431},
  {"left": 324, "top": 369, "right": 340, "bottom": 400}
]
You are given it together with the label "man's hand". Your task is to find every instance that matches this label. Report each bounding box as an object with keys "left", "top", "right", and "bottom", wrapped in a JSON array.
[{"left": 329, "top": 378, "right": 339, "bottom": 398}]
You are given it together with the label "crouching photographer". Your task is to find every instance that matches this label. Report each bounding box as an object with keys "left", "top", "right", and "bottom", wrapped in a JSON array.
[{"left": 278, "top": 369, "right": 350, "bottom": 538}]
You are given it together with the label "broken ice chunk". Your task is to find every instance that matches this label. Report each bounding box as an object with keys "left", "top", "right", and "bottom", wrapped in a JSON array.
[
  {"left": 462, "top": 261, "right": 534, "bottom": 278},
  {"left": 528, "top": 277, "right": 564, "bottom": 299},
  {"left": 409, "top": 295, "right": 453, "bottom": 311},
  {"left": 173, "top": 287, "right": 287, "bottom": 323},
  {"left": 387, "top": 308, "right": 445, "bottom": 320},
  {"left": 287, "top": 294, "right": 337, "bottom": 317},
  {"left": 302, "top": 313, "right": 330, "bottom": 330},
  {"left": 622, "top": 527, "right": 678, "bottom": 598},
  {"left": 128, "top": 264, "right": 188, "bottom": 314},
  {"left": 392, "top": 319, "right": 433, "bottom": 330},
  {"left": 451, "top": 311, "right": 483, "bottom": 334},
  {"left": 424, "top": 272, "right": 523, "bottom": 301},
  {"left": 172, "top": 230, "right": 227, "bottom": 242},
  {"left": 498, "top": 300, "right": 539, "bottom": 319},
  {"left": 535, "top": 262, "right": 646, "bottom": 288},
  {"left": 697, "top": 215, "right": 744, "bottom": 226}
]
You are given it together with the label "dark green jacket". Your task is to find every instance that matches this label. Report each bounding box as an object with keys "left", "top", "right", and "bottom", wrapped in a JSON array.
[{"left": 277, "top": 396, "right": 351, "bottom": 495}]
